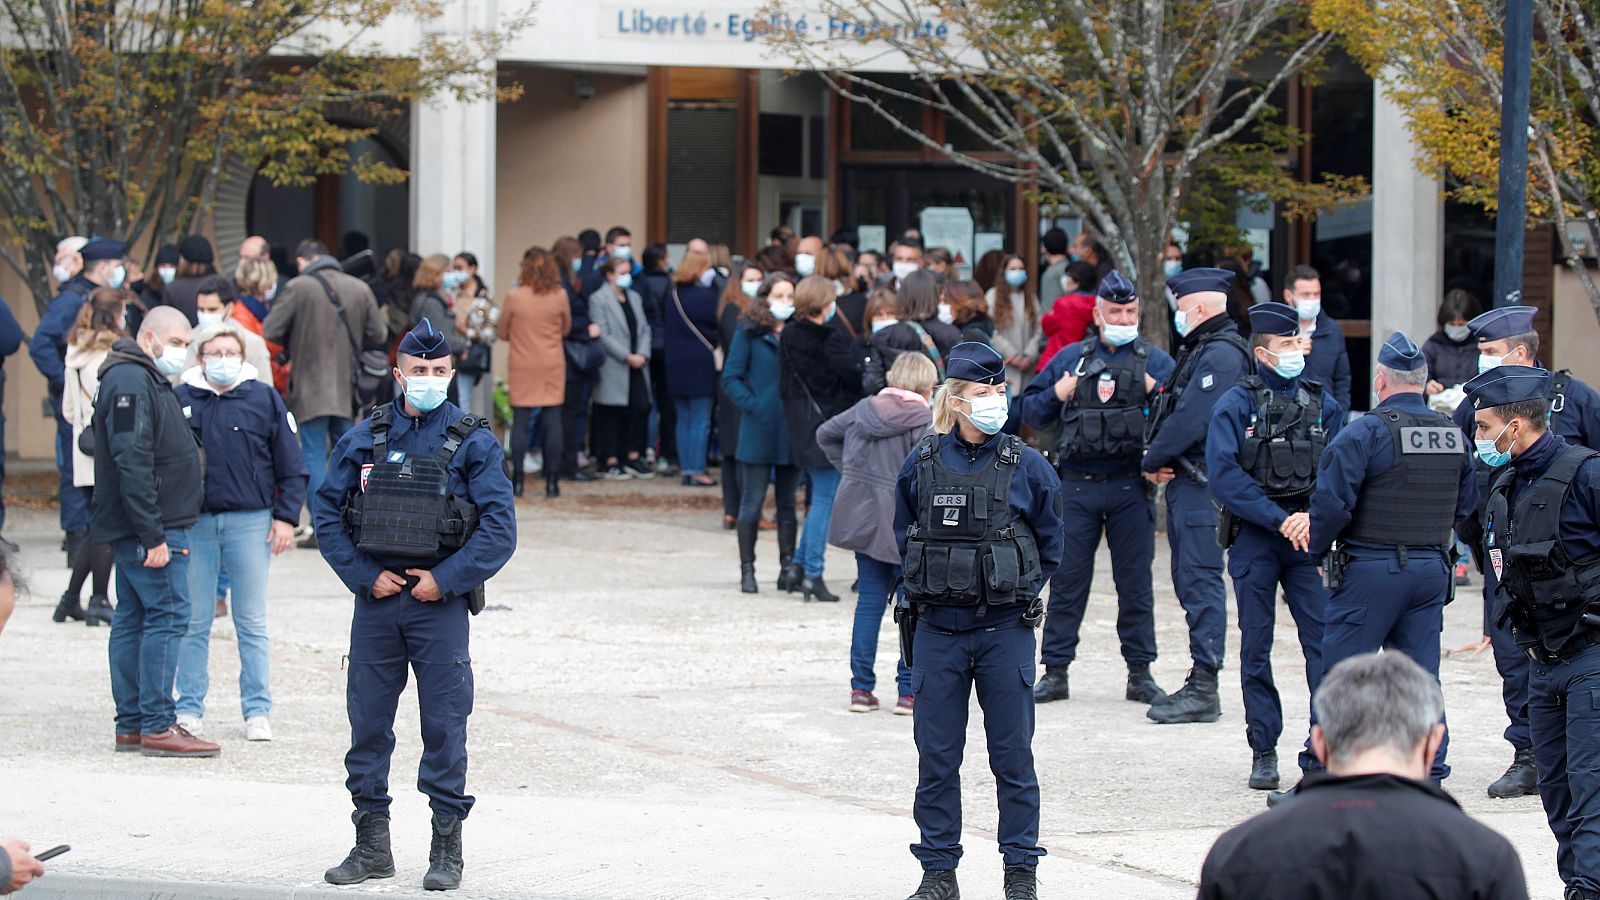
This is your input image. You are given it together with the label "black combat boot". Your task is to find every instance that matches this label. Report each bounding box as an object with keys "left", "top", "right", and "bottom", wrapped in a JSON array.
[
  {"left": 1487, "top": 747, "right": 1538, "bottom": 799},
  {"left": 776, "top": 520, "right": 801, "bottom": 592},
  {"left": 1249, "top": 750, "right": 1279, "bottom": 790},
  {"left": 324, "top": 810, "right": 395, "bottom": 885},
  {"left": 801, "top": 575, "right": 840, "bottom": 602},
  {"left": 85, "top": 594, "right": 114, "bottom": 628},
  {"left": 1125, "top": 663, "right": 1165, "bottom": 703},
  {"left": 737, "top": 520, "right": 759, "bottom": 594},
  {"left": 423, "top": 812, "right": 464, "bottom": 891},
  {"left": 53, "top": 591, "right": 86, "bottom": 623},
  {"left": 905, "top": 868, "right": 959, "bottom": 900},
  {"left": 1002, "top": 864, "right": 1037, "bottom": 900},
  {"left": 1033, "top": 665, "right": 1069, "bottom": 703},
  {"left": 511, "top": 469, "right": 525, "bottom": 498},
  {"left": 1146, "top": 666, "right": 1221, "bottom": 724}
]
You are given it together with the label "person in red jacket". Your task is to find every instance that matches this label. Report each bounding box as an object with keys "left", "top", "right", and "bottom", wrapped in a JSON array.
[{"left": 1037, "top": 261, "right": 1100, "bottom": 372}]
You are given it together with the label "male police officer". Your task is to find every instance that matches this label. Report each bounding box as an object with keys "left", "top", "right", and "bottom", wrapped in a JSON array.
[
  {"left": 1467, "top": 365, "right": 1600, "bottom": 899},
  {"left": 1306, "top": 332, "right": 1474, "bottom": 802},
  {"left": 1144, "top": 267, "right": 1254, "bottom": 724},
  {"left": 1453, "top": 305, "right": 1600, "bottom": 799},
  {"left": 1019, "top": 270, "right": 1172, "bottom": 705},
  {"left": 1207, "top": 302, "right": 1343, "bottom": 791},
  {"left": 315, "top": 318, "right": 516, "bottom": 892}
]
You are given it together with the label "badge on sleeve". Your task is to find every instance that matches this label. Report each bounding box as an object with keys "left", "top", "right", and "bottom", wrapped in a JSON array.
[
  {"left": 112, "top": 393, "right": 137, "bottom": 432},
  {"left": 286, "top": 412, "right": 298, "bottom": 435},
  {"left": 360, "top": 464, "right": 373, "bottom": 492},
  {"left": 1200, "top": 374, "right": 1215, "bottom": 390}
]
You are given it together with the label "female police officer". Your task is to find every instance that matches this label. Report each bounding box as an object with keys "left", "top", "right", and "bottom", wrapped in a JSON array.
[
  {"left": 314, "top": 318, "right": 516, "bottom": 892},
  {"left": 893, "top": 342, "right": 1064, "bottom": 900}
]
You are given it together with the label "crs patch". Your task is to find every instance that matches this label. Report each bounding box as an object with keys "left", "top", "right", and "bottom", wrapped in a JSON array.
[
  {"left": 1200, "top": 374, "right": 1215, "bottom": 390},
  {"left": 1398, "top": 426, "right": 1464, "bottom": 454},
  {"left": 112, "top": 393, "right": 138, "bottom": 432}
]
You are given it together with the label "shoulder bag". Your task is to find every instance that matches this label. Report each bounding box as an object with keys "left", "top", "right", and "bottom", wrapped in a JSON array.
[{"left": 673, "top": 287, "right": 723, "bottom": 372}]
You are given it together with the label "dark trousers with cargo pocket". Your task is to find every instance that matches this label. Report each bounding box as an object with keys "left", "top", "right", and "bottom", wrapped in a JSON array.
[
  {"left": 910, "top": 619, "right": 1044, "bottom": 871},
  {"left": 1040, "top": 473, "right": 1158, "bottom": 668},
  {"left": 345, "top": 591, "right": 475, "bottom": 820},
  {"left": 1166, "top": 474, "right": 1227, "bottom": 671}
]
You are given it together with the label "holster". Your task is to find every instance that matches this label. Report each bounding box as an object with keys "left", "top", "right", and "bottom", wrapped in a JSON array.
[
  {"left": 894, "top": 598, "right": 918, "bottom": 668},
  {"left": 465, "top": 583, "right": 486, "bottom": 616},
  {"left": 1217, "top": 508, "right": 1239, "bottom": 550},
  {"left": 1022, "top": 596, "right": 1045, "bottom": 628},
  {"left": 1445, "top": 544, "right": 1461, "bottom": 606},
  {"left": 1322, "top": 547, "right": 1347, "bottom": 591}
]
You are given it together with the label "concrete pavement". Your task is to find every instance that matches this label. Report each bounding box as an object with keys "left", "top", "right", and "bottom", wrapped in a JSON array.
[{"left": 0, "top": 477, "right": 1567, "bottom": 898}]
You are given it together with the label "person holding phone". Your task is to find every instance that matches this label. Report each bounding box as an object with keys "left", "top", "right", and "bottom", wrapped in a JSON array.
[{"left": 2, "top": 839, "right": 46, "bottom": 893}]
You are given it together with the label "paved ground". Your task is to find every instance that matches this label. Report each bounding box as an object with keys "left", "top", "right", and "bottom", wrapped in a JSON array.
[{"left": 0, "top": 476, "right": 1568, "bottom": 898}]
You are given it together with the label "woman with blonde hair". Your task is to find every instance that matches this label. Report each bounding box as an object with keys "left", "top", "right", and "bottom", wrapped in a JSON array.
[
  {"left": 232, "top": 256, "right": 287, "bottom": 394},
  {"left": 817, "top": 351, "right": 935, "bottom": 714},
  {"left": 891, "top": 341, "right": 1063, "bottom": 900}
]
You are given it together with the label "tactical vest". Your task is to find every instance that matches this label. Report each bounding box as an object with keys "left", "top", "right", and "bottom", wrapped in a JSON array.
[
  {"left": 902, "top": 434, "right": 1042, "bottom": 608},
  {"left": 1145, "top": 328, "right": 1251, "bottom": 450},
  {"left": 1473, "top": 370, "right": 1575, "bottom": 506},
  {"left": 342, "top": 406, "right": 484, "bottom": 562},
  {"left": 1238, "top": 376, "right": 1327, "bottom": 506},
  {"left": 1344, "top": 406, "right": 1463, "bottom": 547},
  {"left": 1056, "top": 337, "right": 1151, "bottom": 461},
  {"left": 1486, "top": 445, "right": 1600, "bottom": 655}
]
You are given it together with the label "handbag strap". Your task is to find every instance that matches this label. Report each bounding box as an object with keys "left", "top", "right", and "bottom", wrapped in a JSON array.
[
  {"left": 672, "top": 287, "right": 718, "bottom": 355},
  {"left": 778, "top": 336, "right": 823, "bottom": 418},
  {"left": 309, "top": 271, "right": 363, "bottom": 358}
]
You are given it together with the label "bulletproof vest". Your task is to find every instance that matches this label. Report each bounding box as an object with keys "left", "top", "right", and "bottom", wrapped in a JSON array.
[
  {"left": 1343, "top": 406, "right": 1463, "bottom": 547},
  {"left": 902, "top": 434, "right": 1042, "bottom": 608},
  {"left": 1473, "top": 370, "right": 1575, "bottom": 506},
  {"left": 1239, "top": 376, "right": 1327, "bottom": 506},
  {"left": 1056, "top": 337, "right": 1151, "bottom": 461},
  {"left": 1146, "top": 328, "right": 1251, "bottom": 450},
  {"left": 1486, "top": 445, "right": 1600, "bottom": 654},
  {"left": 342, "top": 406, "right": 484, "bottom": 563}
]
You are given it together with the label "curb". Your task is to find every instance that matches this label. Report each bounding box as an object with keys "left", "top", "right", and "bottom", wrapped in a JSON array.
[{"left": 21, "top": 871, "right": 578, "bottom": 899}]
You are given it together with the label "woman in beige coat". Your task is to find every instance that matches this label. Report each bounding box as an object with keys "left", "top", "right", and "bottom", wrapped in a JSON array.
[
  {"left": 498, "top": 246, "right": 572, "bottom": 499},
  {"left": 58, "top": 287, "right": 132, "bottom": 626}
]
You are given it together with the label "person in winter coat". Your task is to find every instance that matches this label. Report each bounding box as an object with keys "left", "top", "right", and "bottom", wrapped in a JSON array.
[
  {"left": 817, "top": 351, "right": 936, "bottom": 715},
  {"left": 193, "top": 277, "right": 272, "bottom": 383},
  {"left": 1422, "top": 288, "right": 1482, "bottom": 400},
  {"left": 411, "top": 254, "right": 466, "bottom": 366},
  {"left": 716, "top": 263, "right": 764, "bottom": 528},
  {"left": 449, "top": 252, "right": 498, "bottom": 421},
  {"left": 665, "top": 249, "right": 723, "bottom": 487},
  {"left": 1037, "top": 261, "right": 1100, "bottom": 373},
  {"left": 57, "top": 287, "right": 131, "bottom": 626},
  {"left": 231, "top": 257, "right": 289, "bottom": 395},
  {"left": 985, "top": 255, "right": 1041, "bottom": 392},
  {"left": 862, "top": 285, "right": 944, "bottom": 395},
  {"left": 158, "top": 235, "right": 219, "bottom": 325},
  {"left": 588, "top": 256, "right": 653, "bottom": 479},
  {"left": 173, "top": 321, "right": 307, "bottom": 743},
  {"left": 780, "top": 275, "right": 865, "bottom": 602},
  {"left": 724, "top": 273, "right": 798, "bottom": 592},
  {"left": 899, "top": 270, "right": 963, "bottom": 356},
  {"left": 499, "top": 247, "right": 571, "bottom": 498},
  {"left": 946, "top": 280, "right": 996, "bottom": 345},
  {"left": 555, "top": 235, "right": 602, "bottom": 481}
]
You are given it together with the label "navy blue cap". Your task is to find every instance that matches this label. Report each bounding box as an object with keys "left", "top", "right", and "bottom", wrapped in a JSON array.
[
  {"left": 1464, "top": 365, "right": 1551, "bottom": 410},
  {"left": 397, "top": 317, "right": 453, "bottom": 359},
  {"left": 1377, "top": 331, "right": 1426, "bottom": 372},
  {"left": 1247, "top": 301, "right": 1300, "bottom": 337},
  {"left": 1166, "top": 266, "right": 1233, "bottom": 300},
  {"left": 1096, "top": 270, "right": 1137, "bottom": 304},
  {"left": 1467, "top": 305, "right": 1537, "bottom": 343},
  {"left": 946, "top": 341, "right": 1006, "bottom": 385},
  {"left": 80, "top": 238, "right": 126, "bottom": 262}
]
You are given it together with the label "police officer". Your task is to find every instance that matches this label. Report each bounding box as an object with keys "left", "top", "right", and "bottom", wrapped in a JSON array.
[
  {"left": 1206, "top": 302, "right": 1343, "bottom": 792},
  {"left": 1306, "top": 332, "right": 1473, "bottom": 802},
  {"left": 894, "top": 342, "right": 1064, "bottom": 900},
  {"left": 1019, "top": 270, "right": 1172, "bottom": 705},
  {"left": 1467, "top": 365, "right": 1600, "bottom": 899},
  {"left": 315, "top": 318, "right": 516, "bottom": 892},
  {"left": 1452, "top": 305, "right": 1600, "bottom": 799},
  {"left": 1143, "top": 267, "right": 1254, "bottom": 724}
]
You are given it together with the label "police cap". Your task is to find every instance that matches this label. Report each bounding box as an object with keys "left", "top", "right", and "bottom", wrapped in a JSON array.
[
  {"left": 1467, "top": 305, "right": 1537, "bottom": 343},
  {"left": 398, "top": 317, "right": 453, "bottom": 359},
  {"left": 1464, "top": 364, "right": 1551, "bottom": 410},
  {"left": 1377, "top": 331, "right": 1426, "bottom": 372},
  {"left": 80, "top": 238, "right": 127, "bottom": 262},
  {"left": 1096, "top": 270, "right": 1137, "bottom": 305},
  {"left": 1247, "top": 301, "right": 1300, "bottom": 337},
  {"left": 1166, "top": 266, "right": 1233, "bottom": 300},
  {"left": 946, "top": 341, "right": 1006, "bottom": 386}
]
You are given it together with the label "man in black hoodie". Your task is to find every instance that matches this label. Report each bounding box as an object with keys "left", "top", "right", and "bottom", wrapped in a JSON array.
[{"left": 93, "top": 305, "right": 219, "bottom": 759}]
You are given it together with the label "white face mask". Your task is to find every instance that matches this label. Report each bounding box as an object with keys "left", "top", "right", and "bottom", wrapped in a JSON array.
[
  {"left": 871, "top": 318, "right": 897, "bottom": 334},
  {"left": 1444, "top": 323, "right": 1471, "bottom": 343},
  {"left": 892, "top": 261, "right": 919, "bottom": 281},
  {"left": 937, "top": 302, "right": 955, "bottom": 325},
  {"left": 794, "top": 253, "right": 816, "bottom": 277},
  {"left": 153, "top": 342, "right": 188, "bottom": 376},
  {"left": 157, "top": 265, "right": 177, "bottom": 283},
  {"left": 741, "top": 280, "right": 760, "bottom": 298},
  {"left": 769, "top": 300, "right": 795, "bottom": 321},
  {"left": 1293, "top": 298, "right": 1321, "bottom": 321},
  {"left": 52, "top": 264, "right": 73, "bottom": 283},
  {"left": 196, "top": 311, "right": 225, "bottom": 328}
]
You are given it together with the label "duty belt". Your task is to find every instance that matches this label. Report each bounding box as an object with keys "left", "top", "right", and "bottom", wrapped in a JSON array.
[
  {"left": 1525, "top": 630, "right": 1600, "bottom": 665},
  {"left": 1058, "top": 468, "right": 1142, "bottom": 482}
]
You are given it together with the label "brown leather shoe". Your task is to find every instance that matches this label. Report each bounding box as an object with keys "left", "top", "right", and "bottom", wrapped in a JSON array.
[
  {"left": 140, "top": 724, "right": 221, "bottom": 758},
  {"left": 114, "top": 733, "right": 141, "bottom": 753}
]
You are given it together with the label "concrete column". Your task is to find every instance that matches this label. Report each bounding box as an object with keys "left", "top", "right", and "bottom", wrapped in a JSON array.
[
  {"left": 410, "top": 0, "right": 498, "bottom": 289},
  {"left": 1368, "top": 83, "right": 1443, "bottom": 405}
]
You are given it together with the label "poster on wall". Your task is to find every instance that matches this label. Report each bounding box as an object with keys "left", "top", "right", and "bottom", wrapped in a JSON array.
[
  {"left": 973, "top": 231, "right": 1005, "bottom": 265},
  {"left": 920, "top": 207, "right": 975, "bottom": 277},
  {"left": 857, "top": 225, "right": 887, "bottom": 255}
]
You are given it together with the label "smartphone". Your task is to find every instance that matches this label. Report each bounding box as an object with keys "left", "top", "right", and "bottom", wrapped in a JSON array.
[{"left": 34, "top": 845, "right": 69, "bottom": 862}]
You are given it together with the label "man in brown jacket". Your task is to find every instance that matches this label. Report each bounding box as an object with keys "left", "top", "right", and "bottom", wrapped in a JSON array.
[{"left": 262, "top": 239, "right": 386, "bottom": 548}]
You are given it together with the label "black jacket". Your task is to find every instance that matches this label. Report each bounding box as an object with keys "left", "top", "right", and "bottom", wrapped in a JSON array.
[
  {"left": 90, "top": 338, "right": 204, "bottom": 547},
  {"left": 1198, "top": 772, "right": 1527, "bottom": 900},
  {"left": 779, "top": 318, "right": 862, "bottom": 468}
]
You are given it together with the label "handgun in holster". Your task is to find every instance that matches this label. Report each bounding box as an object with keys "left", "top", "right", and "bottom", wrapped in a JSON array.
[
  {"left": 1322, "top": 545, "right": 1347, "bottom": 591},
  {"left": 894, "top": 596, "right": 918, "bottom": 668},
  {"left": 1216, "top": 507, "right": 1240, "bottom": 550}
]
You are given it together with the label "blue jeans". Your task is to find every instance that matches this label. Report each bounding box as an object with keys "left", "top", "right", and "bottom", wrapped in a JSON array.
[
  {"left": 673, "top": 396, "right": 713, "bottom": 475},
  {"left": 793, "top": 465, "right": 841, "bottom": 578},
  {"left": 108, "top": 529, "right": 192, "bottom": 735},
  {"left": 851, "top": 554, "right": 911, "bottom": 696},
  {"left": 299, "top": 415, "right": 353, "bottom": 512},
  {"left": 455, "top": 370, "right": 493, "bottom": 420},
  {"left": 177, "top": 510, "right": 273, "bottom": 720}
]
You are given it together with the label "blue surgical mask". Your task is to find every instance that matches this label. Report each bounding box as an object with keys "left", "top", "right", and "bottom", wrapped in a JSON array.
[
  {"left": 1475, "top": 421, "right": 1513, "bottom": 467},
  {"left": 1478, "top": 353, "right": 1504, "bottom": 375},
  {"left": 571, "top": 258, "right": 582, "bottom": 273},
  {"left": 107, "top": 264, "right": 127, "bottom": 289},
  {"left": 153, "top": 342, "right": 187, "bottom": 376},
  {"left": 615, "top": 273, "right": 633, "bottom": 291},
  {"left": 612, "top": 245, "right": 632, "bottom": 261},
  {"left": 205, "top": 356, "right": 243, "bottom": 387},
  {"left": 1294, "top": 299, "right": 1321, "bottom": 321},
  {"left": 402, "top": 374, "right": 451, "bottom": 413},
  {"left": 871, "top": 318, "right": 896, "bottom": 334},
  {"left": 769, "top": 300, "right": 795, "bottom": 321},
  {"left": 1444, "top": 323, "right": 1472, "bottom": 343},
  {"left": 1162, "top": 260, "right": 1183, "bottom": 279},
  {"left": 1173, "top": 307, "right": 1193, "bottom": 338},
  {"left": 1067, "top": 253, "right": 1079, "bottom": 263},
  {"left": 442, "top": 270, "right": 468, "bottom": 291},
  {"left": 1004, "top": 269, "right": 1027, "bottom": 288},
  {"left": 1101, "top": 322, "right": 1139, "bottom": 347},
  {"left": 1266, "top": 347, "right": 1306, "bottom": 380},
  {"left": 741, "top": 280, "right": 760, "bottom": 298},
  {"left": 825, "top": 302, "right": 836, "bottom": 322},
  {"left": 962, "top": 393, "right": 1009, "bottom": 435}
]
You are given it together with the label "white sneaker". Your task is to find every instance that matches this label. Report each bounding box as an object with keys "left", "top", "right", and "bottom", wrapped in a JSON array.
[
  {"left": 175, "top": 713, "right": 204, "bottom": 734},
  {"left": 244, "top": 716, "right": 272, "bottom": 741}
]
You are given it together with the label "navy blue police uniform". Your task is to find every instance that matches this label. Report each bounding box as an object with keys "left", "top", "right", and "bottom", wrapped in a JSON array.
[
  {"left": 314, "top": 319, "right": 516, "bottom": 891},
  {"left": 1468, "top": 366, "right": 1600, "bottom": 898},
  {"left": 1207, "top": 302, "right": 1343, "bottom": 786},
  {"left": 1451, "top": 306, "right": 1600, "bottom": 798},
  {"left": 1018, "top": 270, "right": 1173, "bottom": 704},
  {"left": 1308, "top": 332, "right": 1473, "bottom": 786},
  {"left": 1143, "top": 268, "right": 1254, "bottom": 723},
  {"left": 893, "top": 343, "right": 1064, "bottom": 900}
]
